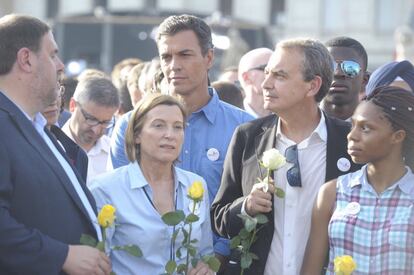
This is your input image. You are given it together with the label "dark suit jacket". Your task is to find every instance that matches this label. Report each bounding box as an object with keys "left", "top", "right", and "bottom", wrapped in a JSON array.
[
  {"left": 0, "top": 93, "right": 97, "bottom": 275},
  {"left": 211, "top": 113, "right": 361, "bottom": 275},
  {"left": 50, "top": 125, "right": 88, "bottom": 183}
]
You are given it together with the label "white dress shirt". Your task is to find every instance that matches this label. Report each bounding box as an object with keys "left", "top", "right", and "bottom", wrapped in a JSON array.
[
  {"left": 90, "top": 162, "right": 214, "bottom": 275},
  {"left": 62, "top": 123, "right": 110, "bottom": 186},
  {"left": 264, "top": 113, "right": 327, "bottom": 275}
]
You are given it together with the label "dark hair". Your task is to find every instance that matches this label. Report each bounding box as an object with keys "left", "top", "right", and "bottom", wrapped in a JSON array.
[
  {"left": 0, "top": 14, "right": 50, "bottom": 75},
  {"left": 325, "top": 36, "right": 368, "bottom": 70},
  {"left": 277, "top": 38, "right": 334, "bottom": 102},
  {"left": 365, "top": 86, "right": 414, "bottom": 170},
  {"left": 125, "top": 94, "right": 187, "bottom": 162},
  {"left": 156, "top": 14, "right": 213, "bottom": 56},
  {"left": 73, "top": 76, "right": 120, "bottom": 108},
  {"left": 212, "top": 80, "right": 244, "bottom": 109}
]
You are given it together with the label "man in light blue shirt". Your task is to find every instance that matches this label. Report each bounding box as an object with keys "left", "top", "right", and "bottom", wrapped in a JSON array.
[{"left": 108, "top": 14, "right": 253, "bottom": 270}]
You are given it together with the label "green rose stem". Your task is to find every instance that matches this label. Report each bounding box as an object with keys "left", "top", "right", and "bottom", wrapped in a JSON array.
[{"left": 185, "top": 201, "right": 197, "bottom": 275}]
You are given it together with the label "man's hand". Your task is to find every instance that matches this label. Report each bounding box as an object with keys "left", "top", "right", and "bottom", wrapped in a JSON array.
[
  {"left": 245, "top": 182, "right": 275, "bottom": 216},
  {"left": 62, "top": 245, "right": 111, "bottom": 275},
  {"left": 188, "top": 260, "right": 215, "bottom": 275}
]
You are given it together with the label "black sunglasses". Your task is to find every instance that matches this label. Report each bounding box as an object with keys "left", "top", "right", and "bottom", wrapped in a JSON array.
[
  {"left": 285, "top": 145, "right": 302, "bottom": 187},
  {"left": 247, "top": 64, "right": 267, "bottom": 72},
  {"left": 333, "top": 60, "right": 361, "bottom": 78}
]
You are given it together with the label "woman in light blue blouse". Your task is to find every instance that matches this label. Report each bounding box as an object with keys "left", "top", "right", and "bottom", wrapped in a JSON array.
[
  {"left": 90, "top": 94, "right": 214, "bottom": 275},
  {"left": 302, "top": 86, "right": 414, "bottom": 274}
]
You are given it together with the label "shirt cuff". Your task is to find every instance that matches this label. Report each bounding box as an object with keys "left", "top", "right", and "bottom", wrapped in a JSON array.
[{"left": 213, "top": 233, "right": 230, "bottom": 256}]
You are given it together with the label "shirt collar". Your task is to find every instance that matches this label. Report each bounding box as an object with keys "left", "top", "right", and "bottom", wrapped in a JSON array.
[
  {"left": 88, "top": 135, "right": 110, "bottom": 155},
  {"left": 191, "top": 87, "right": 218, "bottom": 124},
  {"left": 276, "top": 109, "right": 327, "bottom": 146},
  {"left": 127, "top": 162, "right": 189, "bottom": 189},
  {"left": 351, "top": 164, "right": 414, "bottom": 197}
]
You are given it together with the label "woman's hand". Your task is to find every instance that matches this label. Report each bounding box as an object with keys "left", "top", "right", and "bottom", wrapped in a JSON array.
[{"left": 188, "top": 260, "right": 215, "bottom": 275}]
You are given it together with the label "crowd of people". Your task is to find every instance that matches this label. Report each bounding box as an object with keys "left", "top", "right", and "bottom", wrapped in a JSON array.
[{"left": 0, "top": 12, "right": 414, "bottom": 275}]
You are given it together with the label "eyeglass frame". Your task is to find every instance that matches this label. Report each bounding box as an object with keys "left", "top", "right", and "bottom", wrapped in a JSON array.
[
  {"left": 76, "top": 102, "right": 115, "bottom": 129},
  {"left": 333, "top": 60, "right": 362, "bottom": 78},
  {"left": 247, "top": 64, "right": 267, "bottom": 72},
  {"left": 285, "top": 145, "right": 302, "bottom": 187}
]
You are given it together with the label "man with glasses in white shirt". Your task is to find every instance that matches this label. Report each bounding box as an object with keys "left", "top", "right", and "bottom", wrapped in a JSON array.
[
  {"left": 62, "top": 76, "right": 119, "bottom": 185},
  {"left": 211, "top": 38, "right": 361, "bottom": 275}
]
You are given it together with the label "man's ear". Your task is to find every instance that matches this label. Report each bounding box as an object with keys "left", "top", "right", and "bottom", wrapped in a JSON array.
[
  {"left": 306, "top": 75, "right": 322, "bottom": 98},
  {"left": 69, "top": 98, "right": 76, "bottom": 113},
  {"left": 205, "top": 48, "right": 214, "bottom": 70},
  {"left": 16, "top": 47, "right": 33, "bottom": 73}
]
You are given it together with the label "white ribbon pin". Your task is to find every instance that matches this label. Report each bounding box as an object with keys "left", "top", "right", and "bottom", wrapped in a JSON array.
[
  {"left": 337, "top": 157, "right": 351, "bottom": 172},
  {"left": 207, "top": 148, "right": 220, "bottom": 161},
  {"left": 344, "top": 201, "right": 361, "bottom": 215}
]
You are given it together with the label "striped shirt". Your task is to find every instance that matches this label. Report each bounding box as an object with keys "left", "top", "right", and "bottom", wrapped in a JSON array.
[{"left": 327, "top": 165, "right": 414, "bottom": 274}]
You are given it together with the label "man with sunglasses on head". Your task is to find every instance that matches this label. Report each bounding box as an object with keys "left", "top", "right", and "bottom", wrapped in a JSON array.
[
  {"left": 238, "top": 48, "right": 273, "bottom": 118},
  {"left": 211, "top": 38, "right": 361, "bottom": 275},
  {"left": 321, "top": 36, "right": 369, "bottom": 120},
  {"left": 62, "top": 76, "right": 119, "bottom": 185}
]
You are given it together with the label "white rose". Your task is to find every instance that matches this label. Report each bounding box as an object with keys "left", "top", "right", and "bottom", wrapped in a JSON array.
[{"left": 261, "top": 148, "right": 286, "bottom": 170}]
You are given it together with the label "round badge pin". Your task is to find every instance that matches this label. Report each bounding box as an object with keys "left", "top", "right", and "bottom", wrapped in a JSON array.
[
  {"left": 345, "top": 201, "right": 361, "bottom": 215},
  {"left": 207, "top": 148, "right": 220, "bottom": 161},
  {"left": 337, "top": 157, "right": 351, "bottom": 172}
]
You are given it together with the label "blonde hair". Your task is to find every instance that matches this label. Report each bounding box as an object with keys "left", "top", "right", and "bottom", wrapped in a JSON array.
[{"left": 125, "top": 94, "right": 187, "bottom": 162}]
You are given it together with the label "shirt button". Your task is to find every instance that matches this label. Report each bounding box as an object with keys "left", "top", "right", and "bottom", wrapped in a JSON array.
[
  {"left": 185, "top": 150, "right": 189, "bottom": 154},
  {"left": 186, "top": 122, "right": 190, "bottom": 126},
  {"left": 287, "top": 263, "right": 291, "bottom": 267},
  {"left": 287, "top": 233, "right": 291, "bottom": 237}
]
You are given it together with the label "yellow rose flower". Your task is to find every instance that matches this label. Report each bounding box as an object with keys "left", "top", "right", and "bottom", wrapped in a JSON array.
[
  {"left": 98, "top": 204, "right": 116, "bottom": 228},
  {"left": 334, "top": 255, "right": 356, "bottom": 275},
  {"left": 188, "top": 181, "right": 204, "bottom": 201},
  {"left": 261, "top": 148, "right": 286, "bottom": 170}
]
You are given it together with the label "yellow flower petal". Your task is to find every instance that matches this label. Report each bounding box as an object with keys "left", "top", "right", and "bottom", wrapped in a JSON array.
[
  {"left": 188, "top": 181, "right": 204, "bottom": 201},
  {"left": 98, "top": 204, "right": 116, "bottom": 228}
]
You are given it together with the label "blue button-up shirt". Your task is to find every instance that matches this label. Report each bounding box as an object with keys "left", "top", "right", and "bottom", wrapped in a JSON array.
[{"left": 108, "top": 89, "right": 254, "bottom": 254}]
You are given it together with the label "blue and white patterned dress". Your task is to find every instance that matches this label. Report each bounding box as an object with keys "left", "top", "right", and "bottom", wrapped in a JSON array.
[{"left": 327, "top": 165, "right": 414, "bottom": 274}]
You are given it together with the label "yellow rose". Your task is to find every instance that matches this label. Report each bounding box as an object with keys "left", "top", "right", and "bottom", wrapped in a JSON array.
[
  {"left": 334, "top": 255, "right": 356, "bottom": 275},
  {"left": 261, "top": 148, "right": 286, "bottom": 170},
  {"left": 98, "top": 204, "right": 116, "bottom": 228},
  {"left": 188, "top": 181, "right": 204, "bottom": 201}
]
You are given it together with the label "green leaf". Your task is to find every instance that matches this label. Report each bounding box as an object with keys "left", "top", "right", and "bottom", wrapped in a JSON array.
[
  {"left": 240, "top": 253, "right": 253, "bottom": 269},
  {"left": 80, "top": 234, "right": 98, "bottom": 247},
  {"left": 255, "top": 214, "right": 269, "bottom": 224},
  {"left": 191, "top": 258, "right": 199, "bottom": 268},
  {"left": 187, "top": 245, "right": 197, "bottom": 257},
  {"left": 185, "top": 213, "right": 199, "bottom": 223},
  {"left": 239, "top": 228, "right": 249, "bottom": 239},
  {"left": 275, "top": 187, "right": 285, "bottom": 198},
  {"left": 249, "top": 252, "right": 259, "bottom": 260},
  {"left": 230, "top": 235, "right": 241, "bottom": 249},
  {"left": 202, "top": 255, "right": 221, "bottom": 272},
  {"left": 162, "top": 210, "right": 185, "bottom": 226},
  {"left": 165, "top": 260, "right": 177, "bottom": 274},
  {"left": 176, "top": 263, "right": 187, "bottom": 273},
  {"left": 96, "top": 241, "right": 105, "bottom": 252},
  {"left": 244, "top": 216, "right": 257, "bottom": 232},
  {"left": 110, "top": 272, "right": 116, "bottom": 275},
  {"left": 176, "top": 247, "right": 182, "bottom": 259},
  {"left": 112, "top": 244, "right": 142, "bottom": 257}
]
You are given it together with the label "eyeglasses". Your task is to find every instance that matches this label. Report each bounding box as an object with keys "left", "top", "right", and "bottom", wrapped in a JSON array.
[
  {"left": 78, "top": 104, "right": 115, "bottom": 129},
  {"left": 247, "top": 64, "right": 267, "bottom": 72},
  {"left": 285, "top": 145, "right": 302, "bottom": 187},
  {"left": 333, "top": 60, "right": 361, "bottom": 78}
]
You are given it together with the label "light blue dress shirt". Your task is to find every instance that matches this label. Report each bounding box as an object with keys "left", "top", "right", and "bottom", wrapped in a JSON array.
[
  {"left": 108, "top": 89, "right": 254, "bottom": 255},
  {"left": 90, "top": 162, "right": 214, "bottom": 275}
]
